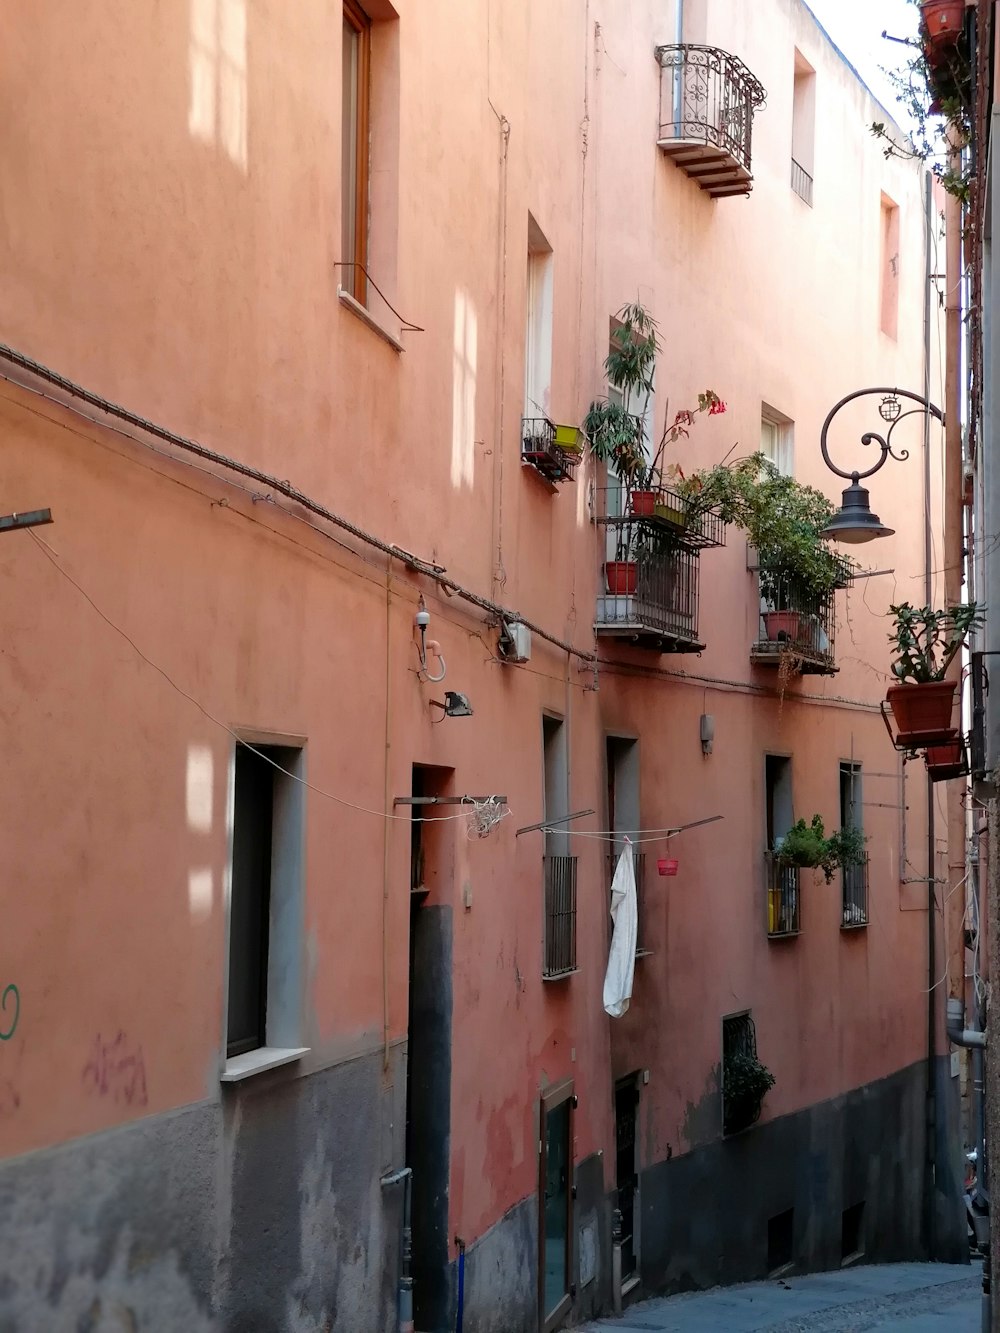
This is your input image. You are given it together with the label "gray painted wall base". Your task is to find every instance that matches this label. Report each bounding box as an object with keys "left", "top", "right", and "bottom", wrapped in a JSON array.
[{"left": 0, "top": 1049, "right": 406, "bottom": 1333}]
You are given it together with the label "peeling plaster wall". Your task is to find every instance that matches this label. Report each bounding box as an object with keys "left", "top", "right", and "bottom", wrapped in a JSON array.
[{"left": 0, "top": 1051, "right": 404, "bottom": 1333}]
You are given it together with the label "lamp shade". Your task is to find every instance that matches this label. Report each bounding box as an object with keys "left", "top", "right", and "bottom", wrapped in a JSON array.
[{"left": 819, "top": 481, "right": 895, "bottom": 544}]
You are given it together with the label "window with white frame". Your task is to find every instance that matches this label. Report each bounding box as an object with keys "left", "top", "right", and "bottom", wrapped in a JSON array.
[{"left": 761, "top": 407, "right": 793, "bottom": 476}]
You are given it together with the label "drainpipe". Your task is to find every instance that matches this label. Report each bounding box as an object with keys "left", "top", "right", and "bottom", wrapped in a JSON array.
[
  {"left": 380, "top": 1167, "right": 413, "bottom": 1333},
  {"left": 947, "top": 996, "right": 988, "bottom": 1048}
]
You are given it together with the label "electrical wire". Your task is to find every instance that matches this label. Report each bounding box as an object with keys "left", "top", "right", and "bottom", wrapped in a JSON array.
[{"left": 25, "top": 529, "right": 499, "bottom": 827}]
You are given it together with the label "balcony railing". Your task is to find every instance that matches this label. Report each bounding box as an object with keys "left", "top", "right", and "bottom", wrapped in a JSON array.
[
  {"left": 654, "top": 44, "right": 767, "bottom": 198},
  {"left": 766, "top": 853, "right": 800, "bottom": 937},
  {"left": 521, "top": 417, "right": 582, "bottom": 485},
  {"left": 750, "top": 568, "right": 845, "bottom": 676},
  {"left": 842, "top": 853, "right": 869, "bottom": 929},
  {"left": 543, "top": 855, "right": 578, "bottom": 978},
  {"left": 607, "top": 852, "right": 651, "bottom": 957},
  {"left": 596, "top": 545, "right": 702, "bottom": 651},
  {"left": 791, "top": 157, "right": 813, "bottom": 206}
]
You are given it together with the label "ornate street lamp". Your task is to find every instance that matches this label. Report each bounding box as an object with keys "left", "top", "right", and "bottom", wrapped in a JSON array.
[{"left": 818, "top": 387, "right": 943, "bottom": 543}]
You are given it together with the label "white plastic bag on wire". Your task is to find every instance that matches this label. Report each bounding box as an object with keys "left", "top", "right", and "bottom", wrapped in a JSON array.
[{"left": 603, "top": 841, "right": 637, "bottom": 1018}]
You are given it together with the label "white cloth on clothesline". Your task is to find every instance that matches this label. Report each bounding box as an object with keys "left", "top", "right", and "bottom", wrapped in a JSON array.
[{"left": 603, "top": 842, "right": 637, "bottom": 1018}]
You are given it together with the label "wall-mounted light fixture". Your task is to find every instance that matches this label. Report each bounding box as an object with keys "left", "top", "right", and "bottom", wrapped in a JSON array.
[
  {"left": 818, "top": 387, "right": 943, "bottom": 544},
  {"left": 430, "top": 691, "right": 474, "bottom": 719}
]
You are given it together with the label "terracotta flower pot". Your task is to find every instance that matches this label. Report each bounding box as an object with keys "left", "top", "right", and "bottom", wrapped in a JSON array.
[
  {"left": 886, "top": 679, "right": 958, "bottom": 745},
  {"left": 926, "top": 738, "right": 965, "bottom": 780},
  {"left": 920, "top": 0, "right": 966, "bottom": 46},
  {"left": 762, "top": 610, "right": 801, "bottom": 642},
  {"left": 630, "top": 490, "right": 656, "bottom": 517},
  {"left": 605, "top": 561, "right": 638, "bottom": 595},
  {"left": 657, "top": 858, "right": 679, "bottom": 876}
]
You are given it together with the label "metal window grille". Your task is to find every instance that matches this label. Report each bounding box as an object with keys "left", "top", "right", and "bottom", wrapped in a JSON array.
[
  {"left": 790, "top": 157, "right": 813, "bottom": 205},
  {"left": 543, "top": 855, "right": 578, "bottom": 977},
  {"left": 606, "top": 852, "right": 649, "bottom": 956},
  {"left": 765, "top": 853, "right": 800, "bottom": 936},
  {"left": 842, "top": 853, "right": 869, "bottom": 928},
  {"left": 723, "top": 1011, "right": 757, "bottom": 1065}
]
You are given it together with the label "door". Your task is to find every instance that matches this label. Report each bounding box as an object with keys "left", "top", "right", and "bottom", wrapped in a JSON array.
[
  {"left": 539, "top": 1082, "right": 575, "bottom": 1331},
  {"left": 615, "top": 1078, "right": 640, "bottom": 1282}
]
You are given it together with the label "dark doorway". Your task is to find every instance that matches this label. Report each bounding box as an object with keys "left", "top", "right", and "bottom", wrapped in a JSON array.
[
  {"left": 406, "top": 764, "right": 454, "bottom": 1332},
  {"left": 539, "top": 1081, "right": 575, "bottom": 1331},
  {"left": 615, "top": 1077, "right": 640, "bottom": 1284}
]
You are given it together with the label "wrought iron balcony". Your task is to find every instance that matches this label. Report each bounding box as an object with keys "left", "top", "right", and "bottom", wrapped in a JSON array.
[
  {"left": 521, "top": 417, "right": 582, "bottom": 486},
  {"left": 842, "top": 853, "right": 869, "bottom": 929},
  {"left": 596, "top": 545, "right": 703, "bottom": 652},
  {"left": 655, "top": 44, "right": 766, "bottom": 198},
  {"left": 750, "top": 567, "right": 845, "bottom": 676},
  {"left": 606, "top": 852, "right": 651, "bottom": 957},
  {"left": 766, "top": 853, "right": 800, "bottom": 937},
  {"left": 543, "top": 854, "right": 578, "bottom": 978}
]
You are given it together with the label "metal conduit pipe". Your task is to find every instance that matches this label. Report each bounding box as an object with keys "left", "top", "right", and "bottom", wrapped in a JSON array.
[
  {"left": 0, "top": 342, "right": 596, "bottom": 666},
  {"left": 947, "top": 996, "right": 988, "bottom": 1048}
]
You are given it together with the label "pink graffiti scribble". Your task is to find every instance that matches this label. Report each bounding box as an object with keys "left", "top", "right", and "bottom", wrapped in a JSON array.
[{"left": 82, "top": 1032, "right": 148, "bottom": 1107}]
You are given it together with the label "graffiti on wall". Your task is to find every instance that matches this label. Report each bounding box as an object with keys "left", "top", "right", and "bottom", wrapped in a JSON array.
[
  {"left": 82, "top": 1031, "right": 148, "bottom": 1107},
  {"left": 0, "top": 984, "right": 19, "bottom": 1041}
]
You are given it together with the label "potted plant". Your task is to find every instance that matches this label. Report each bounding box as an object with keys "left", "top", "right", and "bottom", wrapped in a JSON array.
[
  {"left": 586, "top": 305, "right": 726, "bottom": 593},
  {"left": 886, "top": 602, "right": 983, "bottom": 744},
  {"left": 920, "top": 0, "right": 966, "bottom": 48},
  {"left": 926, "top": 737, "right": 966, "bottom": 780},
  {"left": 776, "top": 816, "right": 866, "bottom": 884},
  {"left": 723, "top": 1051, "right": 775, "bottom": 1135}
]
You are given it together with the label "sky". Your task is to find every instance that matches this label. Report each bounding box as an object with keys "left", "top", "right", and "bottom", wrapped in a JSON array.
[{"left": 803, "top": 0, "right": 920, "bottom": 127}]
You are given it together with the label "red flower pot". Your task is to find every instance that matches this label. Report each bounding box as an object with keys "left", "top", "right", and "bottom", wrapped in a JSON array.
[
  {"left": 605, "top": 561, "right": 638, "bottom": 595},
  {"left": 657, "top": 858, "right": 679, "bottom": 876},
  {"left": 921, "top": 0, "right": 966, "bottom": 47},
  {"left": 630, "top": 490, "right": 657, "bottom": 517},
  {"left": 762, "top": 610, "right": 801, "bottom": 642},
  {"left": 926, "top": 738, "right": 965, "bottom": 781},
  {"left": 886, "top": 680, "right": 958, "bottom": 746}
]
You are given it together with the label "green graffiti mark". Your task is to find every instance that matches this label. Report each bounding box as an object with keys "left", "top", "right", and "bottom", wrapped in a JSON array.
[{"left": 0, "top": 985, "right": 19, "bottom": 1041}]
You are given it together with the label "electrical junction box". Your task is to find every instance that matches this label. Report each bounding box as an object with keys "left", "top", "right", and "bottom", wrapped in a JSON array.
[{"left": 499, "top": 620, "right": 531, "bottom": 663}]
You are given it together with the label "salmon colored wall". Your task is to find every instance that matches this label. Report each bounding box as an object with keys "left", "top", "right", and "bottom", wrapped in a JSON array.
[{"left": 0, "top": 0, "right": 944, "bottom": 1262}]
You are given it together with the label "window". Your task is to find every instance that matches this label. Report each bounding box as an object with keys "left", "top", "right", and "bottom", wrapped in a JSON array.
[
  {"left": 539, "top": 1080, "right": 575, "bottom": 1330},
  {"left": 722, "top": 1011, "right": 768, "bottom": 1134},
  {"left": 607, "top": 737, "right": 650, "bottom": 957},
  {"left": 765, "top": 755, "right": 799, "bottom": 936},
  {"left": 840, "top": 761, "right": 868, "bottom": 927},
  {"left": 880, "top": 193, "right": 900, "bottom": 339},
  {"left": 524, "top": 215, "right": 554, "bottom": 420},
  {"left": 342, "top": 0, "right": 371, "bottom": 303},
  {"left": 767, "top": 1208, "right": 795, "bottom": 1274},
  {"left": 841, "top": 1201, "right": 865, "bottom": 1264},
  {"left": 760, "top": 406, "right": 793, "bottom": 476},
  {"left": 791, "top": 51, "right": 815, "bottom": 205},
  {"left": 543, "top": 716, "right": 576, "bottom": 977},
  {"left": 224, "top": 741, "right": 307, "bottom": 1078}
]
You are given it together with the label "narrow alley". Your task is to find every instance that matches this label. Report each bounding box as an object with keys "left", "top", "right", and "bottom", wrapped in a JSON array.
[{"left": 579, "top": 1262, "right": 983, "bottom": 1332}]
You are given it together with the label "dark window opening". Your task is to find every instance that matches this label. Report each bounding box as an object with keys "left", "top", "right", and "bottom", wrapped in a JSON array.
[
  {"left": 768, "top": 1208, "right": 794, "bottom": 1273},
  {"left": 841, "top": 1201, "right": 865, "bottom": 1262},
  {"left": 227, "top": 744, "right": 276, "bottom": 1058}
]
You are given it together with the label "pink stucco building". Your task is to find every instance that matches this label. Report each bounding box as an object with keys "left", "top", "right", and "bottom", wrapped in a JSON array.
[{"left": 0, "top": 1, "right": 965, "bottom": 1330}]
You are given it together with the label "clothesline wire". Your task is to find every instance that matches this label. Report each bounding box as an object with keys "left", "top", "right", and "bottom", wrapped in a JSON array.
[{"left": 26, "top": 529, "right": 495, "bottom": 827}]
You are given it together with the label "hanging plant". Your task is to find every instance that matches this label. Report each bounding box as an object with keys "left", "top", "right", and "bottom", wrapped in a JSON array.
[
  {"left": 869, "top": 0, "right": 972, "bottom": 204},
  {"left": 723, "top": 1052, "right": 776, "bottom": 1135}
]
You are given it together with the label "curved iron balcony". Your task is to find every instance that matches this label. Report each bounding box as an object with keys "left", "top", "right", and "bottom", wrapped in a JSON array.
[{"left": 655, "top": 44, "right": 766, "bottom": 198}]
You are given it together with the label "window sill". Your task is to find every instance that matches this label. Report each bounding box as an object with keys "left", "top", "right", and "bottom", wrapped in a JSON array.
[
  {"left": 542, "top": 968, "right": 580, "bottom": 982},
  {"left": 841, "top": 921, "right": 868, "bottom": 932},
  {"left": 220, "top": 1046, "right": 309, "bottom": 1083},
  {"left": 338, "top": 287, "right": 405, "bottom": 354}
]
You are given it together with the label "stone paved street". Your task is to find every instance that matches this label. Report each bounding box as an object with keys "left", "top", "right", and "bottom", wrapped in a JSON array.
[{"left": 578, "top": 1261, "right": 984, "bottom": 1331}]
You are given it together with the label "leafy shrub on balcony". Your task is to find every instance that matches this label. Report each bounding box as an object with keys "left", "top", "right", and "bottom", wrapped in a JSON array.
[
  {"left": 776, "top": 815, "right": 867, "bottom": 884},
  {"left": 723, "top": 1052, "right": 775, "bottom": 1135}
]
